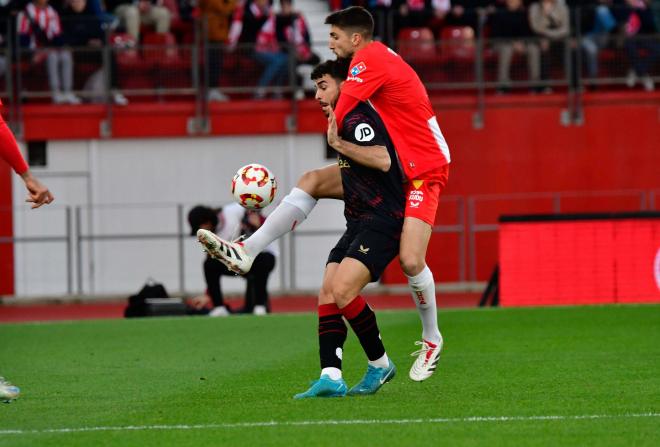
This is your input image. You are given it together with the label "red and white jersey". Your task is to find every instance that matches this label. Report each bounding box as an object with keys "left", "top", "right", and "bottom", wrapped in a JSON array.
[
  {"left": 338, "top": 41, "right": 450, "bottom": 181},
  {"left": 17, "top": 3, "right": 62, "bottom": 49}
]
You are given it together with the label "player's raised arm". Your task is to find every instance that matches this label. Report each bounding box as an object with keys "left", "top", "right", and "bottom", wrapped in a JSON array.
[{"left": 326, "top": 109, "right": 391, "bottom": 172}]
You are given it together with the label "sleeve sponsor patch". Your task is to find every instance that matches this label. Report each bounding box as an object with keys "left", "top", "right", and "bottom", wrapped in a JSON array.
[
  {"left": 350, "top": 61, "right": 367, "bottom": 76},
  {"left": 354, "top": 123, "right": 375, "bottom": 142}
]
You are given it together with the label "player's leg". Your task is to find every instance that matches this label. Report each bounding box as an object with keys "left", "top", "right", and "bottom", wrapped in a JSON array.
[
  {"left": 330, "top": 230, "right": 400, "bottom": 395},
  {"left": 0, "top": 376, "right": 20, "bottom": 403},
  {"left": 198, "top": 164, "right": 342, "bottom": 274},
  {"left": 243, "top": 164, "right": 342, "bottom": 255},
  {"left": 246, "top": 252, "right": 276, "bottom": 315},
  {"left": 294, "top": 262, "right": 348, "bottom": 399},
  {"left": 330, "top": 258, "right": 390, "bottom": 371},
  {"left": 204, "top": 257, "right": 232, "bottom": 316},
  {"left": 401, "top": 172, "right": 448, "bottom": 381}
]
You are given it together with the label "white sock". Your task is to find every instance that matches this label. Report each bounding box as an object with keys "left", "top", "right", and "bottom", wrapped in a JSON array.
[
  {"left": 406, "top": 265, "right": 442, "bottom": 344},
  {"left": 243, "top": 187, "right": 317, "bottom": 256},
  {"left": 321, "top": 367, "right": 342, "bottom": 380},
  {"left": 368, "top": 352, "right": 389, "bottom": 369}
]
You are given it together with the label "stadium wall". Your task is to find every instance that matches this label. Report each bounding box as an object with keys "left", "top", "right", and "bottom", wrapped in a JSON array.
[{"left": 2, "top": 95, "right": 659, "bottom": 297}]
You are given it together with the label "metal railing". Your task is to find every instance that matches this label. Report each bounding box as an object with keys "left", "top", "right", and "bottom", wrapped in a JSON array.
[
  {"left": 0, "top": 7, "right": 659, "bottom": 136},
  {"left": 2, "top": 190, "right": 655, "bottom": 297}
]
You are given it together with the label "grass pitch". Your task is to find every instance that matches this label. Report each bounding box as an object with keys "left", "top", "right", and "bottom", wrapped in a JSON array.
[{"left": 0, "top": 305, "right": 659, "bottom": 446}]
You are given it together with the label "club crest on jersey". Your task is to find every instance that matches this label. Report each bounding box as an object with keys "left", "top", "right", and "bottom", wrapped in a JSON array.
[{"left": 350, "top": 62, "right": 366, "bottom": 76}]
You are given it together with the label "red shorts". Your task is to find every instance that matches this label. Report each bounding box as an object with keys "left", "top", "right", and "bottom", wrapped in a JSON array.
[{"left": 404, "top": 165, "right": 449, "bottom": 226}]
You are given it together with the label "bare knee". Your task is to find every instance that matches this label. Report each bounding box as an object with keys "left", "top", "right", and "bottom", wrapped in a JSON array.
[
  {"left": 328, "top": 282, "right": 355, "bottom": 309},
  {"left": 296, "top": 169, "right": 322, "bottom": 199},
  {"left": 399, "top": 251, "right": 425, "bottom": 277},
  {"left": 318, "top": 285, "right": 334, "bottom": 306}
]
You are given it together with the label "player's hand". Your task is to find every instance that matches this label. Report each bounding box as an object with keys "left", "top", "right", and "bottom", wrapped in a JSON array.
[
  {"left": 326, "top": 109, "right": 342, "bottom": 150},
  {"left": 189, "top": 294, "right": 211, "bottom": 310},
  {"left": 22, "top": 172, "right": 54, "bottom": 209}
]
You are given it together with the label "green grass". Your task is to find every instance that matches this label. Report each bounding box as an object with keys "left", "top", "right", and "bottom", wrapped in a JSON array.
[{"left": 0, "top": 305, "right": 659, "bottom": 446}]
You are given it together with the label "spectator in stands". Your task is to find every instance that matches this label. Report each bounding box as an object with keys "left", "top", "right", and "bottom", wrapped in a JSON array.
[
  {"left": 177, "top": 0, "right": 197, "bottom": 21},
  {"left": 529, "top": 0, "right": 569, "bottom": 92},
  {"left": 18, "top": 0, "right": 82, "bottom": 104},
  {"left": 61, "top": 0, "right": 128, "bottom": 105},
  {"left": 0, "top": 1, "right": 22, "bottom": 78},
  {"left": 490, "top": 0, "right": 541, "bottom": 93},
  {"left": 275, "top": 0, "right": 320, "bottom": 98},
  {"left": 393, "top": 0, "right": 449, "bottom": 43},
  {"left": 188, "top": 204, "right": 277, "bottom": 316},
  {"left": 570, "top": 0, "right": 617, "bottom": 81},
  {"left": 227, "top": 0, "right": 276, "bottom": 98},
  {"left": 105, "top": 0, "right": 171, "bottom": 41},
  {"left": 253, "top": 4, "right": 290, "bottom": 99},
  {"left": 618, "top": 0, "right": 659, "bottom": 91},
  {"left": 366, "top": 0, "right": 393, "bottom": 40},
  {"left": 445, "top": 0, "right": 494, "bottom": 35},
  {"left": 199, "top": 0, "right": 236, "bottom": 101}
]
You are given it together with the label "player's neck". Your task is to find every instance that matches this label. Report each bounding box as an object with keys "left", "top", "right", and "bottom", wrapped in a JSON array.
[{"left": 354, "top": 39, "right": 373, "bottom": 53}]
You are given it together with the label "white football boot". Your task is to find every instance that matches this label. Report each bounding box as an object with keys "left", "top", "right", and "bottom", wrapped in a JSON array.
[
  {"left": 197, "top": 229, "right": 255, "bottom": 274},
  {"left": 408, "top": 338, "right": 443, "bottom": 382},
  {"left": 0, "top": 377, "right": 20, "bottom": 403}
]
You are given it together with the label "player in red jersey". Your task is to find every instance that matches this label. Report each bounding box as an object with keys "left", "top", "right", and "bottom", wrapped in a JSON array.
[
  {"left": 0, "top": 102, "right": 54, "bottom": 402},
  {"left": 325, "top": 6, "right": 449, "bottom": 381}
]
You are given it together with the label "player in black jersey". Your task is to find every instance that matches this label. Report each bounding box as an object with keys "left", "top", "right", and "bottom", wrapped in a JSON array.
[{"left": 294, "top": 59, "right": 405, "bottom": 399}]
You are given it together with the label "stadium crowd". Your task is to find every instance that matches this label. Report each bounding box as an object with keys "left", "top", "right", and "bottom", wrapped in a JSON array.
[{"left": 0, "top": 0, "right": 658, "bottom": 104}]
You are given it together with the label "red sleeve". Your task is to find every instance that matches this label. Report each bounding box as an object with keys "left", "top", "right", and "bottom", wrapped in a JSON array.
[
  {"left": 0, "top": 114, "right": 29, "bottom": 175},
  {"left": 333, "top": 94, "right": 360, "bottom": 131}
]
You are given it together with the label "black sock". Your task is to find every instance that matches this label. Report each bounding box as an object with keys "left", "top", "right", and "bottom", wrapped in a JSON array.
[
  {"left": 318, "top": 304, "right": 347, "bottom": 370},
  {"left": 341, "top": 296, "right": 385, "bottom": 361}
]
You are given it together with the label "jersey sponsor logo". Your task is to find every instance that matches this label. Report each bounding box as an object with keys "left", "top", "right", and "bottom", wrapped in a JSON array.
[
  {"left": 350, "top": 61, "right": 366, "bottom": 76},
  {"left": 346, "top": 76, "right": 364, "bottom": 83},
  {"left": 338, "top": 158, "right": 351, "bottom": 169},
  {"left": 412, "top": 180, "right": 424, "bottom": 189},
  {"left": 354, "top": 123, "right": 375, "bottom": 142},
  {"left": 358, "top": 244, "right": 370, "bottom": 254}
]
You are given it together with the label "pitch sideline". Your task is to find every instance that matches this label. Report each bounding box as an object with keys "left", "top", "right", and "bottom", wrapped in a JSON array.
[{"left": 1, "top": 412, "right": 659, "bottom": 435}]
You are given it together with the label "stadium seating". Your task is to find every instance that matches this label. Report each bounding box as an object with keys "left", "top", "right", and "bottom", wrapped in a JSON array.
[{"left": 396, "top": 27, "right": 443, "bottom": 83}]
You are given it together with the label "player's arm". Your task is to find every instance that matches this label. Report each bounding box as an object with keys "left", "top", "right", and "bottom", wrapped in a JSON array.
[
  {"left": 0, "top": 114, "right": 54, "bottom": 208},
  {"left": 326, "top": 109, "right": 391, "bottom": 173}
]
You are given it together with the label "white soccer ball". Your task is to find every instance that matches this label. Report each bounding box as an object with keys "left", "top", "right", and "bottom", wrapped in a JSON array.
[{"left": 231, "top": 163, "right": 277, "bottom": 210}]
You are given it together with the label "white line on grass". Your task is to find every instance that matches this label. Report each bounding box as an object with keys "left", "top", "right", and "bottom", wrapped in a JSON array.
[{"left": 1, "top": 412, "right": 659, "bottom": 435}]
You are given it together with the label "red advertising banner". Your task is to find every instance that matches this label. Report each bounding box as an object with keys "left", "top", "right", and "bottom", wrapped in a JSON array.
[{"left": 499, "top": 213, "right": 660, "bottom": 306}]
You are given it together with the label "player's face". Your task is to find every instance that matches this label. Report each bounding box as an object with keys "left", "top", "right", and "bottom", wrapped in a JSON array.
[
  {"left": 314, "top": 74, "right": 341, "bottom": 117},
  {"left": 328, "top": 25, "right": 355, "bottom": 59}
]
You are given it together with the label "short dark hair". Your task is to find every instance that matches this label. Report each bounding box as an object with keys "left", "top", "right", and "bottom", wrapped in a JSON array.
[
  {"left": 324, "top": 6, "right": 374, "bottom": 40},
  {"left": 310, "top": 58, "right": 351, "bottom": 82},
  {"left": 187, "top": 205, "right": 219, "bottom": 236}
]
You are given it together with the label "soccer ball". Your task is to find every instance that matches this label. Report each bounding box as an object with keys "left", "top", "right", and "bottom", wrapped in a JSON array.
[{"left": 231, "top": 163, "right": 277, "bottom": 210}]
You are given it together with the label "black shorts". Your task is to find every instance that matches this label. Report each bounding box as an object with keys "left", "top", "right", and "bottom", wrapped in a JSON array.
[{"left": 327, "top": 226, "right": 400, "bottom": 282}]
